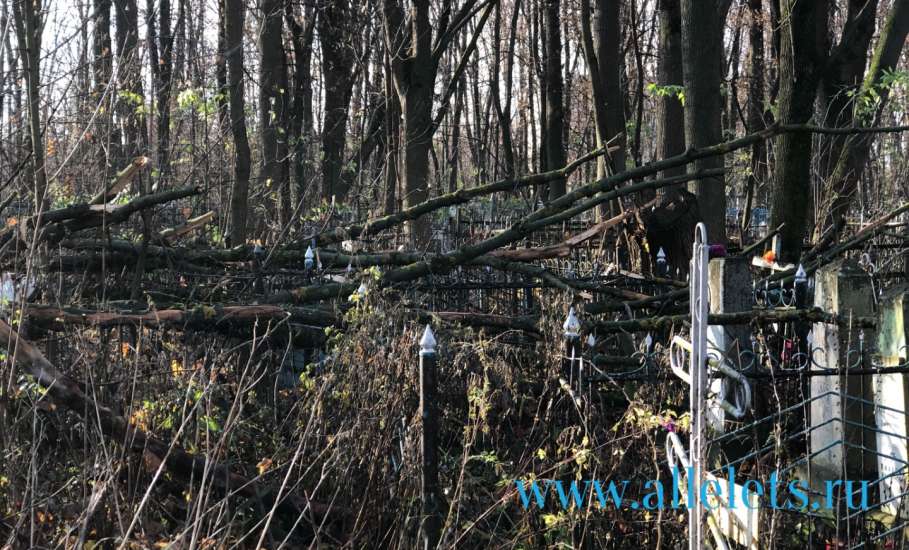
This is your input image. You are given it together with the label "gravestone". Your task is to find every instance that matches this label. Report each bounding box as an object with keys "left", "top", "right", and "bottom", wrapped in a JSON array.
[{"left": 810, "top": 259, "right": 878, "bottom": 490}]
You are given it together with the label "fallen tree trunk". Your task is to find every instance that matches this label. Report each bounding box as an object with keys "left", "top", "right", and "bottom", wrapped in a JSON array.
[
  {"left": 0, "top": 185, "right": 201, "bottom": 251},
  {"left": 24, "top": 304, "right": 339, "bottom": 330},
  {"left": 588, "top": 307, "right": 876, "bottom": 333},
  {"left": 0, "top": 319, "right": 339, "bottom": 523},
  {"left": 487, "top": 201, "right": 653, "bottom": 261},
  {"left": 308, "top": 145, "right": 618, "bottom": 247}
]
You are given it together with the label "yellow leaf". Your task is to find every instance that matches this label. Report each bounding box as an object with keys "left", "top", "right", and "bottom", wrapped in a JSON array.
[
  {"left": 171, "top": 359, "right": 183, "bottom": 378},
  {"left": 257, "top": 458, "right": 273, "bottom": 475}
]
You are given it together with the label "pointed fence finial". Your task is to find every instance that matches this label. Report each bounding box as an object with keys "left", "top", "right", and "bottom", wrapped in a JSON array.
[
  {"left": 794, "top": 264, "right": 807, "bottom": 284},
  {"left": 563, "top": 307, "right": 581, "bottom": 337},
  {"left": 420, "top": 325, "right": 437, "bottom": 354},
  {"left": 586, "top": 333, "right": 596, "bottom": 348},
  {"left": 304, "top": 245, "right": 315, "bottom": 270}
]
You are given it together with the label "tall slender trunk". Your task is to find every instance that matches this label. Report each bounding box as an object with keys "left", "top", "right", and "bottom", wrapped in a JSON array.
[
  {"left": 114, "top": 0, "right": 143, "bottom": 162},
  {"left": 225, "top": 0, "right": 252, "bottom": 243},
  {"left": 817, "top": 0, "right": 878, "bottom": 181},
  {"left": 319, "top": 1, "right": 357, "bottom": 203},
  {"left": 286, "top": 0, "right": 315, "bottom": 204},
  {"left": 259, "top": 0, "right": 290, "bottom": 225},
  {"left": 382, "top": 0, "right": 479, "bottom": 243},
  {"left": 93, "top": 0, "right": 114, "bottom": 177},
  {"left": 382, "top": 50, "right": 399, "bottom": 216},
  {"left": 491, "top": 0, "right": 520, "bottom": 180},
  {"left": 543, "top": 0, "right": 565, "bottom": 201},
  {"left": 156, "top": 0, "right": 173, "bottom": 186},
  {"left": 741, "top": 0, "right": 766, "bottom": 234},
  {"left": 654, "top": 0, "right": 684, "bottom": 186},
  {"left": 680, "top": 0, "right": 731, "bottom": 242},
  {"left": 13, "top": 0, "right": 47, "bottom": 210}
]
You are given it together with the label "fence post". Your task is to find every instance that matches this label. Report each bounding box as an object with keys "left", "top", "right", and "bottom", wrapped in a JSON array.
[
  {"left": 419, "top": 325, "right": 441, "bottom": 549},
  {"left": 874, "top": 286, "right": 909, "bottom": 517},
  {"left": 706, "top": 256, "right": 753, "bottom": 432},
  {"left": 562, "top": 307, "right": 581, "bottom": 391},
  {"left": 656, "top": 247, "right": 668, "bottom": 277},
  {"left": 252, "top": 243, "right": 266, "bottom": 294},
  {"left": 810, "top": 259, "right": 878, "bottom": 494}
]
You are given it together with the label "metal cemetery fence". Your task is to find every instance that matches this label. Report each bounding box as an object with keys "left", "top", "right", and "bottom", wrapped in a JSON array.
[{"left": 562, "top": 224, "right": 909, "bottom": 549}]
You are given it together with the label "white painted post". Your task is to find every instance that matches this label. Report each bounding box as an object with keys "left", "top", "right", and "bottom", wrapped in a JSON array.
[
  {"left": 706, "top": 256, "right": 753, "bottom": 432},
  {"left": 690, "top": 223, "right": 709, "bottom": 550},
  {"left": 875, "top": 286, "right": 909, "bottom": 517},
  {"left": 810, "top": 259, "right": 878, "bottom": 491}
]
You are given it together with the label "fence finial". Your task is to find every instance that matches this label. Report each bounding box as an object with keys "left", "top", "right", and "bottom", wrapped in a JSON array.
[
  {"left": 420, "top": 324, "right": 437, "bottom": 354},
  {"left": 304, "top": 245, "right": 314, "bottom": 270},
  {"left": 563, "top": 307, "right": 581, "bottom": 337},
  {"left": 794, "top": 263, "right": 807, "bottom": 284}
]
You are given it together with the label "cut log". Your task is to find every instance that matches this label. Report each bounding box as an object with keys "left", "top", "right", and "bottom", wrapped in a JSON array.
[
  {"left": 159, "top": 210, "right": 215, "bottom": 243},
  {"left": 90, "top": 156, "right": 150, "bottom": 205}
]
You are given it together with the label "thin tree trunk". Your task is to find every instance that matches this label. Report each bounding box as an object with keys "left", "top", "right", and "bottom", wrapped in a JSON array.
[
  {"left": 156, "top": 0, "right": 173, "bottom": 186},
  {"left": 13, "top": 0, "right": 47, "bottom": 210},
  {"left": 286, "top": 0, "right": 315, "bottom": 204},
  {"left": 259, "top": 0, "right": 291, "bottom": 225},
  {"left": 654, "top": 0, "right": 684, "bottom": 187},
  {"left": 225, "top": 0, "right": 252, "bottom": 244},
  {"left": 543, "top": 0, "right": 566, "bottom": 201},
  {"left": 93, "top": 0, "right": 114, "bottom": 178},
  {"left": 741, "top": 0, "right": 766, "bottom": 234},
  {"left": 319, "top": 1, "right": 357, "bottom": 203},
  {"left": 114, "top": 0, "right": 143, "bottom": 161},
  {"left": 383, "top": 50, "right": 400, "bottom": 216}
]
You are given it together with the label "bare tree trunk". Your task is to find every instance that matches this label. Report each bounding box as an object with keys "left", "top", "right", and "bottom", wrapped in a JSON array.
[
  {"left": 654, "top": 0, "right": 684, "bottom": 187},
  {"left": 286, "top": 0, "right": 315, "bottom": 204},
  {"left": 13, "top": 0, "right": 48, "bottom": 210},
  {"left": 817, "top": 0, "right": 878, "bottom": 180},
  {"left": 740, "top": 0, "right": 766, "bottom": 234},
  {"left": 491, "top": 0, "right": 520, "bottom": 180},
  {"left": 259, "top": 0, "right": 291, "bottom": 225},
  {"left": 769, "top": 0, "right": 828, "bottom": 262},
  {"left": 680, "top": 0, "right": 730, "bottom": 242},
  {"left": 93, "top": 0, "right": 114, "bottom": 178},
  {"left": 114, "top": 0, "right": 143, "bottom": 161},
  {"left": 319, "top": 1, "right": 357, "bottom": 204},
  {"left": 382, "top": 0, "right": 479, "bottom": 243},
  {"left": 543, "top": 0, "right": 566, "bottom": 201},
  {"left": 580, "top": 0, "right": 627, "bottom": 217},
  {"left": 225, "top": 0, "right": 252, "bottom": 244},
  {"left": 156, "top": 0, "right": 174, "bottom": 186},
  {"left": 382, "top": 50, "right": 399, "bottom": 216}
]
